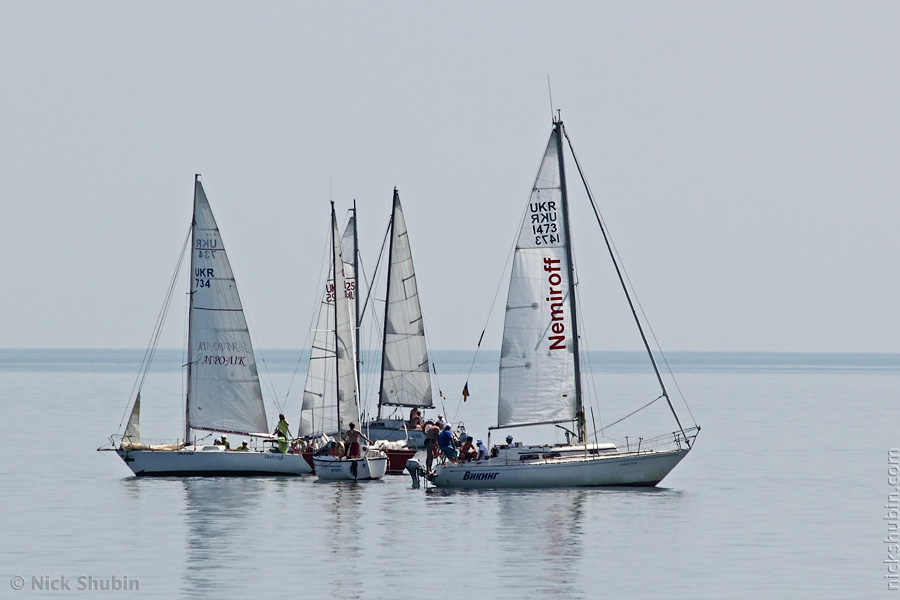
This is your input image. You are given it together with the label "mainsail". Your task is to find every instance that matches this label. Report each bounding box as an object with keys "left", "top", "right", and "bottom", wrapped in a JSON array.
[
  {"left": 186, "top": 179, "right": 269, "bottom": 436},
  {"left": 300, "top": 208, "right": 359, "bottom": 437},
  {"left": 378, "top": 189, "right": 434, "bottom": 411},
  {"left": 498, "top": 126, "right": 577, "bottom": 427}
]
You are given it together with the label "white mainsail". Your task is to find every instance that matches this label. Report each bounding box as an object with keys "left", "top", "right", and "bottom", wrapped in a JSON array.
[
  {"left": 186, "top": 180, "right": 269, "bottom": 436},
  {"left": 498, "top": 127, "right": 577, "bottom": 427},
  {"left": 378, "top": 189, "right": 434, "bottom": 410},
  {"left": 300, "top": 208, "right": 359, "bottom": 437}
]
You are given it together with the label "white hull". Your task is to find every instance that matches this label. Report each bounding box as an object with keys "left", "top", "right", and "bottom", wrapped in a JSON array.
[
  {"left": 366, "top": 419, "right": 427, "bottom": 449},
  {"left": 116, "top": 446, "right": 313, "bottom": 476},
  {"left": 429, "top": 447, "right": 690, "bottom": 489},
  {"left": 313, "top": 453, "right": 388, "bottom": 481}
]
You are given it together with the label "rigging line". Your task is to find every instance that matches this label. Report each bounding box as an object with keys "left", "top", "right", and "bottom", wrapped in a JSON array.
[
  {"left": 118, "top": 225, "right": 192, "bottom": 432},
  {"left": 359, "top": 216, "right": 391, "bottom": 323},
  {"left": 598, "top": 394, "right": 664, "bottom": 434},
  {"left": 563, "top": 128, "right": 691, "bottom": 445},
  {"left": 572, "top": 292, "right": 605, "bottom": 433},
  {"left": 547, "top": 75, "right": 555, "bottom": 122},
  {"left": 287, "top": 217, "right": 333, "bottom": 409}
]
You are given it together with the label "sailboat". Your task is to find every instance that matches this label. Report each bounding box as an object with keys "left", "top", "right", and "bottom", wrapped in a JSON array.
[
  {"left": 99, "top": 176, "right": 312, "bottom": 476},
  {"left": 364, "top": 188, "right": 435, "bottom": 450},
  {"left": 429, "top": 116, "right": 699, "bottom": 488},
  {"left": 302, "top": 202, "right": 387, "bottom": 481}
]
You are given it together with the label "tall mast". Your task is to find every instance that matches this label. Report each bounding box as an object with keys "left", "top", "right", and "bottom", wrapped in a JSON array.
[
  {"left": 352, "top": 200, "right": 360, "bottom": 386},
  {"left": 185, "top": 174, "right": 199, "bottom": 445},
  {"left": 555, "top": 118, "right": 584, "bottom": 441},
  {"left": 331, "top": 201, "right": 342, "bottom": 430},
  {"left": 376, "top": 189, "right": 398, "bottom": 419}
]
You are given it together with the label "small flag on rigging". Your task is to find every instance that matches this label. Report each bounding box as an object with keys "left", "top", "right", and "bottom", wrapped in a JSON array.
[{"left": 462, "top": 383, "right": 469, "bottom": 402}]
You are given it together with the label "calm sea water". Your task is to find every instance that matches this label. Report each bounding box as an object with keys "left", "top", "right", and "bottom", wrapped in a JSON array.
[{"left": 1, "top": 349, "right": 898, "bottom": 598}]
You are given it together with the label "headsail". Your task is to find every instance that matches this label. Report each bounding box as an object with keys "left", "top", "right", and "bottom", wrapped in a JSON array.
[
  {"left": 300, "top": 212, "right": 359, "bottom": 437},
  {"left": 498, "top": 126, "right": 577, "bottom": 427},
  {"left": 123, "top": 392, "right": 141, "bottom": 444},
  {"left": 186, "top": 179, "right": 269, "bottom": 436},
  {"left": 378, "top": 189, "right": 434, "bottom": 410}
]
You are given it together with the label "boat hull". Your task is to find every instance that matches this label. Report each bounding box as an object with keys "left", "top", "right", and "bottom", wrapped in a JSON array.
[
  {"left": 313, "top": 455, "right": 388, "bottom": 481},
  {"left": 116, "top": 447, "right": 313, "bottom": 476},
  {"left": 366, "top": 419, "right": 427, "bottom": 449},
  {"left": 302, "top": 448, "right": 414, "bottom": 474},
  {"left": 429, "top": 448, "right": 689, "bottom": 489}
]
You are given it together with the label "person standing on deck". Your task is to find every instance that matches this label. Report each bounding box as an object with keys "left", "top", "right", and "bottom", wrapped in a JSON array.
[
  {"left": 438, "top": 424, "right": 457, "bottom": 463},
  {"left": 344, "top": 422, "right": 370, "bottom": 458},
  {"left": 424, "top": 421, "right": 440, "bottom": 472},
  {"left": 275, "top": 414, "right": 291, "bottom": 438}
]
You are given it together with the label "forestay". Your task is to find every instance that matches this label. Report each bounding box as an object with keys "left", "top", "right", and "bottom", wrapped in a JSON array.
[
  {"left": 379, "top": 190, "right": 433, "bottom": 410},
  {"left": 186, "top": 180, "right": 269, "bottom": 436},
  {"left": 498, "top": 128, "right": 577, "bottom": 427}
]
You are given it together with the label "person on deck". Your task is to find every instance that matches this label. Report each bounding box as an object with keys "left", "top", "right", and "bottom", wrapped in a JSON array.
[
  {"left": 505, "top": 434, "right": 514, "bottom": 448},
  {"left": 343, "top": 422, "right": 370, "bottom": 459},
  {"left": 460, "top": 436, "right": 476, "bottom": 462},
  {"left": 409, "top": 407, "right": 424, "bottom": 430},
  {"left": 476, "top": 439, "right": 489, "bottom": 461},
  {"left": 217, "top": 436, "right": 231, "bottom": 450},
  {"left": 236, "top": 440, "right": 250, "bottom": 452},
  {"left": 424, "top": 421, "right": 440, "bottom": 472},
  {"left": 438, "top": 424, "right": 458, "bottom": 463},
  {"left": 274, "top": 432, "right": 289, "bottom": 454},
  {"left": 275, "top": 413, "right": 291, "bottom": 438}
]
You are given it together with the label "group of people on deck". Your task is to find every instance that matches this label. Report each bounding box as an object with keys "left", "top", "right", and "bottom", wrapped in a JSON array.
[
  {"left": 420, "top": 415, "right": 495, "bottom": 471},
  {"left": 213, "top": 436, "right": 250, "bottom": 452},
  {"left": 211, "top": 408, "right": 512, "bottom": 465}
]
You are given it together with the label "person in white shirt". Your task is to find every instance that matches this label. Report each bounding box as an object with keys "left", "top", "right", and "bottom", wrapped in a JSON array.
[{"left": 476, "top": 439, "right": 489, "bottom": 461}]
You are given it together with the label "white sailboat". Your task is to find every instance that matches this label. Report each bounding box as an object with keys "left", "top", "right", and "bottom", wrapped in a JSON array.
[
  {"left": 429, "top": 116, "right": 699, "bottom": 488},
  {"left": 99, "top": 176, "right": 312, "bottom": 476},
  {"left": 305, "top": 202, "right": 387, "bottom": 481},
  {"left": 364, "top": 188, "right": 435, "bottom": 449}
]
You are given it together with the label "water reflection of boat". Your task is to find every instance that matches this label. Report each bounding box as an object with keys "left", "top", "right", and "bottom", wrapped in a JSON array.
[{"left": 180, "top": 478, "right": 266, "bottom": 596}]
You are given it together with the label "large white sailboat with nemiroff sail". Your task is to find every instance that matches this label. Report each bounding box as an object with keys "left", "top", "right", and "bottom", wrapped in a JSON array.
[
  {"left": 429, "top": 115, "right": 699, "bottom": 489},
  {"left": 98, "top": 176, "right": 312, "bottom": 476}
]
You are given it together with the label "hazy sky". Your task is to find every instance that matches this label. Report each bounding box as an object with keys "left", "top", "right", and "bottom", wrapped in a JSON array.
[{"left": 2, "top": 2, "right": 898, "bottom": 353}]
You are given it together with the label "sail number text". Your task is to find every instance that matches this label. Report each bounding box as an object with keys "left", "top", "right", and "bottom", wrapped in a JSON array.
[{"left": 530, "top": 201, "right": 561, "bottom": 245}]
